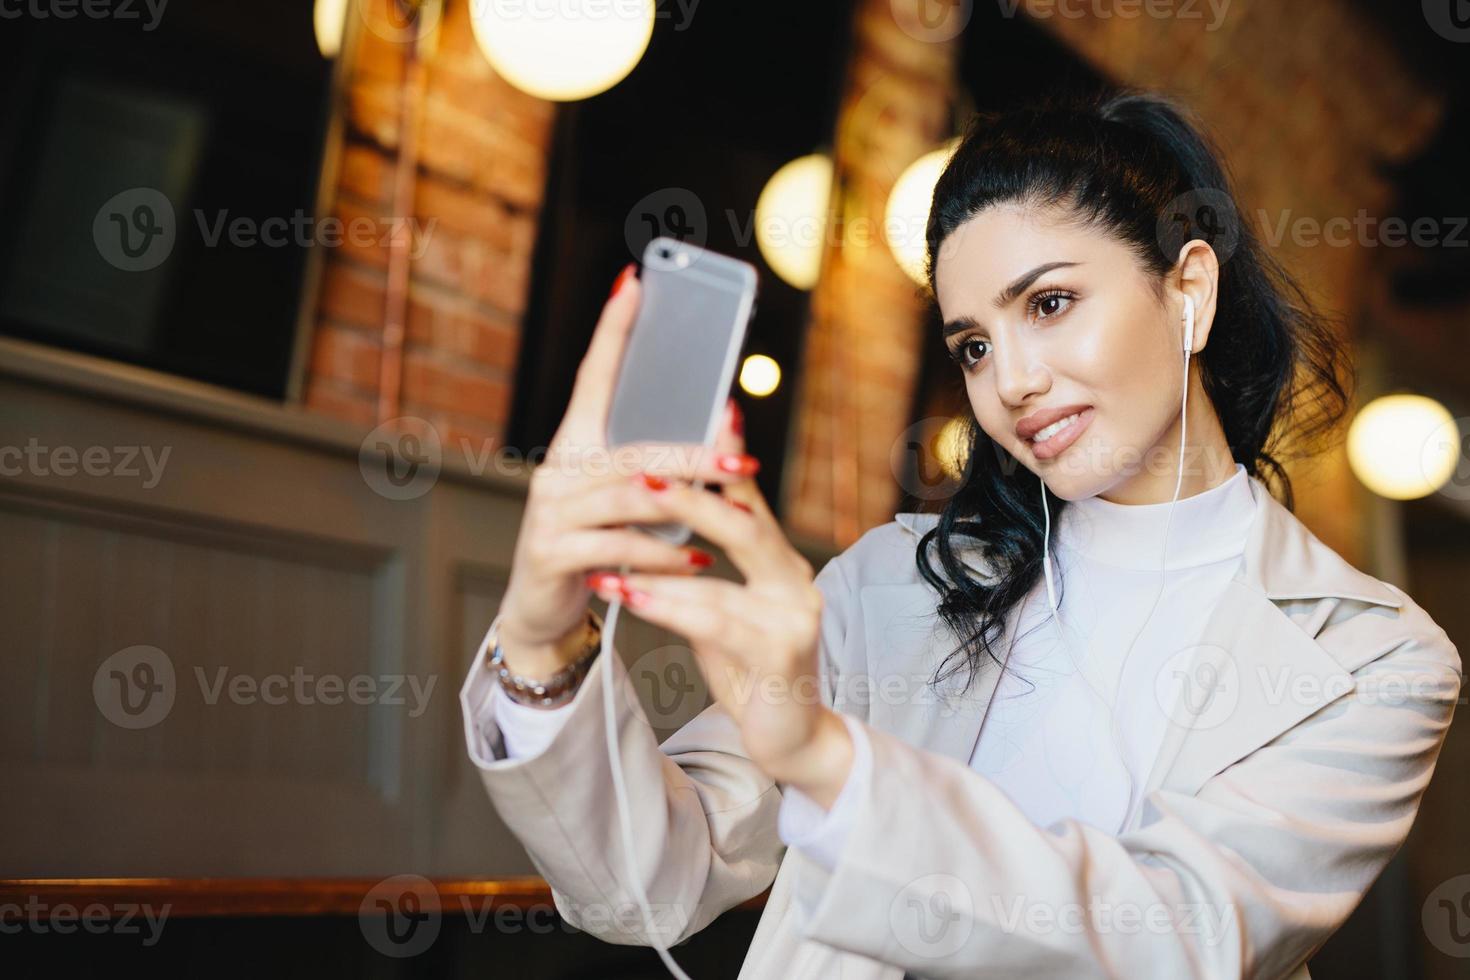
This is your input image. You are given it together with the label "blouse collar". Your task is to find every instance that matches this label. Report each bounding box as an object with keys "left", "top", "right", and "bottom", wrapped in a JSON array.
[
  {"left": 892, "top": 467, "right": 1402, "bottom": 607},
  {"left": 1056, "top": 462, "right": 1255, "bottom": 570}
]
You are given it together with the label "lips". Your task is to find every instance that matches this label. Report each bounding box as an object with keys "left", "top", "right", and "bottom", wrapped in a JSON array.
[
  {"left": 1015, "top": 403, "right": 1093, "bottom": 442},
  {"left": 1017, "top": 405, "right": 1095, "bottom": 462}
]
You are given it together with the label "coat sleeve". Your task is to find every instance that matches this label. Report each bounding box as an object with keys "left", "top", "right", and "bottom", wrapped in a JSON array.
[
  {"left": 786, "top": 614, "right": 1463, "bottom": 979},
  {"left": 458, "top": 552, "right": 855, "bottom": 947},
  {"left": 776, "top": 711, "right": 874, "bottom": 877},
  {"left": 485, "top": 683, "right": 577, "bottom": 759}
]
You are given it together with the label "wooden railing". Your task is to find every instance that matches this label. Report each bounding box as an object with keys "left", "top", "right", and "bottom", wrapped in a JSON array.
[{"left": 0, "top": 878, "right": 770, "bottom": 917}]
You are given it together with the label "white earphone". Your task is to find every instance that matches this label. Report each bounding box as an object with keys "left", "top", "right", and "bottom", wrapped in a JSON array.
[
  {"left": 1036, "top": 291, "right": 1195, "bottom": 828},
  {"left": 1183, "top": 294, "right": 1195, "bottom": 355}
]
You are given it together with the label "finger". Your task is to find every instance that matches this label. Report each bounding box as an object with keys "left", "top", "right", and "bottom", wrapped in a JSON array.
[
  {"left": 589, "top": 438, "right": 752, "bottom": 486},
  {"left": 628, "top": 471, "right": 799, "bottom": 584},
  {"left": 535, "top": 439, "right": 757, "bottom": 495},
  {"left": 589, "top": 573, "right": 755, "bottom": 651},
  {"left": 710, "top": 397, "right": 768, "bottom": 519},
  {"left": 542, "top": 475, "right": 685, "bottom": 532},
  {"left": 544, "top": 468, "right": 738, "bottom": 534},
  {"left": 584, "top": 398, "right": 756, "bottom": 485},
  {"left": 560, "top": 264, "right": 641, "bottom": 439},
  {"left": 715, "top": 397, "right": 744, "bottom": 458},
  {"left": 536, "top": 527, "right": 714, "bottom": 578}
]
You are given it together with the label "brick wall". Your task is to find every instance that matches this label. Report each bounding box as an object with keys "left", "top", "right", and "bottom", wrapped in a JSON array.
[
  {"left": 301, "top": 0, "right": 553, "bottom": 453},
  {"left": 783, "top": 0, "right": 1443, "bottom": 560},
  {"left": 782, "top": 0, "right": 960, "bottom": 544}
]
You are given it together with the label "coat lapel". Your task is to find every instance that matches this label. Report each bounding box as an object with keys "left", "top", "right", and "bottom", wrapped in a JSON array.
[
  {"left": 883, "top": 479, "right": 1405, "bottom": 823},
  {"left": 1131, "top": 481, "right": 1403, "bottom": 823},
  {"left": 1128, "top": 579, "right": 1354, "bottom": 822},
  {"left": 855, "top": 582, "right": 1003, "bottom": 765}
]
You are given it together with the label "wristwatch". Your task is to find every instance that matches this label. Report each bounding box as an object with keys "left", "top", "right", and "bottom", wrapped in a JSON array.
[{"left": 487, "top": 607, "right": 604, "bottom": 709}]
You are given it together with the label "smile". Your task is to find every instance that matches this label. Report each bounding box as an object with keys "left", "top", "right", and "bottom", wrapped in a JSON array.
[{"left": 1028, "top": 407, "right": 1094, "bottom": 460}]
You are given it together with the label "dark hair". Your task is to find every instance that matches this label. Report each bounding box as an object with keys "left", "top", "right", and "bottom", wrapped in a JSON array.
[{"left": 916, "top": 86, "right": 1352, "bottom": 696}]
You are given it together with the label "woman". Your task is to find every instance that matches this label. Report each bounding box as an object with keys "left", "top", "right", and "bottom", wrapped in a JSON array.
[{"left": 459, "top": 88, "right": 1462, "bottom": 980}]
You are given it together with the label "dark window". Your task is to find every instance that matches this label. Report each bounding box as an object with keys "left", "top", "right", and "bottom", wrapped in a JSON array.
[
  {"left": 0, "top": 0, "right": 337, "bottom": 399},
  {"left": 507, "top": 0, "right": 857, "bottom": 516}
]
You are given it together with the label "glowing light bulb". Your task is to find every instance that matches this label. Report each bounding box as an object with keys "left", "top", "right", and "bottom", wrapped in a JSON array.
[
  {"left": 884, "top": 138, "right": 960, "bottom": 286},
  {"left": 314, "top": 0, "right": 349, "bottom": 58},
  {"left": 469, "top": 0, "right": 654, "bottom": 102},
  {"left": 755, "top": 154, "right": 833, "bottom": 290},
  {"left": 934, "top": 415, "right": 971, "bottom": 479},
  {"left": 1347, "top": 394, "right": 1459, "bottom": 500},
  {"left": 739, "top": 354, "right": 781, "bottom": 398}
]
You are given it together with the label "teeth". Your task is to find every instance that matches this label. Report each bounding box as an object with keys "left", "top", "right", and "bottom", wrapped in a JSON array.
[{"left": 1032, "top": 413, "right": 1081, "bottom": 443}]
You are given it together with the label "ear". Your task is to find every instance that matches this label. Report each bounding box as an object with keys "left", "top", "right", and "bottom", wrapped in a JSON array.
[{"left": 1173, "top": 238, "right": 1220, "bottom": 354}]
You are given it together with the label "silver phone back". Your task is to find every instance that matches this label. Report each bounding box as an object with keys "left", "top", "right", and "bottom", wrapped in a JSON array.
[{"left": 606, "top": 237, "right": 759, "bottom": 544}]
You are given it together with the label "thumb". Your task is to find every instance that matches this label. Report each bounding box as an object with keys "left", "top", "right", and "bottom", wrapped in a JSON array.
[{"left": 558, "top": 264, "right": 641, "bottom": 445}]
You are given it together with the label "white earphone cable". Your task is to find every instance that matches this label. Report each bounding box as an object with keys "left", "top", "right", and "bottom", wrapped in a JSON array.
[
  {"left": 601, "top": 559, "right": 695, "bottom": 980},
  {"left": 1038, "top": 298, "right": 1193, "bottom": 825}
]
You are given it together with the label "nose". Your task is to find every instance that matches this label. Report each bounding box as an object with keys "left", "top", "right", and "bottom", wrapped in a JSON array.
[{"left": 991, "top": 334, "right": 1052, "bottom": 408}]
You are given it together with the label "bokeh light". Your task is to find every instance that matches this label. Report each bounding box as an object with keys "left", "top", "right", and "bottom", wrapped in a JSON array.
[
  {"left": 884, "top": 138, "right": 960, "bottom": 285},
  {"left": 754, "top": 154, "right": 834, "bottom": 290},
  {"left": 469, "top": 0, "right": 655, "bottom": 102},
  {"left": 739, "top": 354, "right": 781, "bottom": 398},
  {"left": 1347, "top": 394, "right": 1459, "bottom": 500}
]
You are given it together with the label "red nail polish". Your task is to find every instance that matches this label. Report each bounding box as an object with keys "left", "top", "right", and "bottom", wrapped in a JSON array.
[
  {"left": 686, "top": 548, "right": 714, "bottom": 568},
  {"left": 586, "top": 571, "right": 624, "bottom": 592},
  {"left": 716, "top": 453, "right": 759, "bottom": 475},
  {"left": 729, "top": 500, "right": 753, "bottom": 514},
  {"left": 608, "top": 263, "right": 636, "bottom": 301},
  {"left": 642, "top": 473, "right": 669, "bottom": 491},
  {"left": 727, "top": 398, "right": 743, "bottom": 436}
]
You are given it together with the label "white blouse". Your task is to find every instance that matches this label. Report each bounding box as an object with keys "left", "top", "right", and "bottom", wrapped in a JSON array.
[{"left": 485, "top": 463, "right": 1258, "bottom": 882}]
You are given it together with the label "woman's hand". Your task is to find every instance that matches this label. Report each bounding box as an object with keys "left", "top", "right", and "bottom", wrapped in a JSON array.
[
  {"left": 496, "top": 264, "right": 760, "bottom": 680},
  {"left": 585, "top": 395, "right": 855, "bottom": 806}
]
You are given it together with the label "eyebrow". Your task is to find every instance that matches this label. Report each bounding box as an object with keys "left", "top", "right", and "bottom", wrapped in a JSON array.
[{"left": 941, "top": 261, "right": 1082, "bottom": 338}]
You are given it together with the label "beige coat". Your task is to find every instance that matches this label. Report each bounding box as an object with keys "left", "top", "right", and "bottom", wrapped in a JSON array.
[{"left": 459, "top": 476, "right": 1461, "bottom": 979}]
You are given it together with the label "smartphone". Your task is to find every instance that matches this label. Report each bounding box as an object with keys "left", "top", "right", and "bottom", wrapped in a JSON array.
[{"left": 606, "top": 237, "right": 759, "bottom": 546}]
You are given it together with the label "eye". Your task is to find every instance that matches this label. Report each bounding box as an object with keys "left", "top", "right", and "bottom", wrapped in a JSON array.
[
  {"left": 1027, "top": 288, "right": 1075, "bottom": 319},
  {"left": 945, "top": 336, "right": 992, "bottom": 371}
]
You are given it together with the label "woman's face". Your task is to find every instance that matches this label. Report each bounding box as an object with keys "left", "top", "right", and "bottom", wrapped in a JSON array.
[{"left": 933, "top": 202, "right": 1197, "bottom": 504}]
